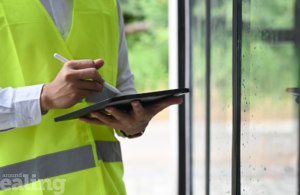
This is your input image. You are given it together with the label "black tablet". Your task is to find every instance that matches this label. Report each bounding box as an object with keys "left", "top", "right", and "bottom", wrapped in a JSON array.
[
  {"left": 54, "top": 88, "right": 189, "bottom": 122},
  {"left": 286, "top": 88, "right": 300, "bottom": 96}
]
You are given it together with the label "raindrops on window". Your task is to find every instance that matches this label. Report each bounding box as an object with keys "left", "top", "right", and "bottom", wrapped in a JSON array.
[{"left": 240, "top": 0, "right": 297, "bottom": 194}]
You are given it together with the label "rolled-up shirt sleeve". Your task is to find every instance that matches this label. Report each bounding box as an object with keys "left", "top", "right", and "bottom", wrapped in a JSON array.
[{"left": 0, "top": 85, "right": 44, "bottom": 132}]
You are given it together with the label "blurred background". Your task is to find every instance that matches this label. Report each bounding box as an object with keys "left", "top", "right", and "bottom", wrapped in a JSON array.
[
  {"left": 118, "top": 0, "right": 299, "bottom": 194},
  {"left": 118, "top": 1, "right": 175, "bottom": 195},
  {"left": 120, "top": 0, "right": 169, "bottom": 92}
]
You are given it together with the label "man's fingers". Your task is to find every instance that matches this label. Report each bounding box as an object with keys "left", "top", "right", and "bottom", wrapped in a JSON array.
[
  {"left": 94, "top": 59, "right": 105, "bottom": 69},
  {"left": 79, "top": 117, "right": 106, "bottom": 125},
  {"left": 105, "top": 107, "right": 129, "bottom": 122},
  {"left": 67, "top": 59, "right": 104, "bottom": 70},
  {"left": 77, "top": 68, "right": 104, "bottom": 84},
  {"left": 150, "top": 96, "right": 183, "bottom": 113},
  {"left": 64, "top": 59, "right": 105, "bottom": 84},
  {"left": 90, "top": 112, "right": 119, "bottom": 125},
  {"left": 77, "top": 80, "right": 104, "bottom": 92},
  {"left": 131, "top": 101, "right": 144, "bottom": 117},
  {"left": 75, "top": 89, "right": 98, "bottom": 99},
  {"left": 67, "top": 60, "right": 97, "bottom": 70}
]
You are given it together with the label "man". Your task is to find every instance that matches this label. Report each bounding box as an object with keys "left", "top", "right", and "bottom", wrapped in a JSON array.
[{"left": 0, "top": 0, "right": 182, "bottom": 194}]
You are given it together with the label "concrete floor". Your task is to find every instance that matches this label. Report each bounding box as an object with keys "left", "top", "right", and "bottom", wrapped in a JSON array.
[{"left": 120, "top": 120, "right": 298, "bottom": 195}]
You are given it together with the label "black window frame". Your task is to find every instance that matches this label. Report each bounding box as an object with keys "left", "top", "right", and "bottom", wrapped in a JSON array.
[{"left": 177, "top": 0, "right": 299, "bottom": 195}]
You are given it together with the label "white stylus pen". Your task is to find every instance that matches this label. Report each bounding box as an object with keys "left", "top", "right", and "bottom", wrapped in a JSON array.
[{"left": 54, "top": 53, "right": 122, "bottom": 94}]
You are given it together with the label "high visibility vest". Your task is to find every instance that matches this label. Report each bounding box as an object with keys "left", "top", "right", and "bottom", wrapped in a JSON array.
[{"left": 0, "top": 0, "right": 126, "bottom": 194}]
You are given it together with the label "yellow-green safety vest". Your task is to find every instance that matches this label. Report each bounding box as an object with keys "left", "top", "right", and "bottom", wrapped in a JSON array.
[{"left": 0, "top": 0, "right": 126, "bottom": 194}]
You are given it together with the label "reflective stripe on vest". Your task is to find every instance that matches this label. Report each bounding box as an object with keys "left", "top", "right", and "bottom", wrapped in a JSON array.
[
  {"left": 96, "top": 141, "right": 122, "bottom": 162},
  {"left": 0, "top": 142, "right": 122, "bottom": 191},
  {"left": 0, "top": 0, "right": 125, "bottom": 194}
]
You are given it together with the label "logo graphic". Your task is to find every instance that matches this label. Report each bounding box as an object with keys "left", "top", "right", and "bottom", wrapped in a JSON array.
[{"left": 1, "top": 174, "right": 66, "bottom": 195}]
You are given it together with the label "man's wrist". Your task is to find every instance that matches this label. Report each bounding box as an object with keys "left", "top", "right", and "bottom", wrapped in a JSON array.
[
  {"left": 14, "top": 85, "right": 44, "bottom": 127},
  {"left": 120, "top": 130, "right": 145, "bottom": 139},
  {"left": 40, "top": 84, "right": 51, "bottom": 113}
]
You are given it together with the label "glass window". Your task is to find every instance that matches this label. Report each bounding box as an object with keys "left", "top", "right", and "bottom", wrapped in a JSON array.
[
  {"left": 192, "top": 0, "right": 205, "bottom": 194},
  {"left": 210, "top": 0, "right": 233, "bottom": 194},
  {"left": 192, "top": 0, "right": 233, "bottom": 194},
  {"left": 240, "top": 0, "right": 298, "bottom": 194}
]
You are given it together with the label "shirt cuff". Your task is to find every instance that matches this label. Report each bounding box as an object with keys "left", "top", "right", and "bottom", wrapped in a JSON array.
[
  {"left": 0, "top": 128, "right": 15, "bottom": 133},
  {"left": 115, "top": 128, "right": 126, "bottom": 138},
  {"left": 14, "top": 84, "right": 44, "bottom": 128}
]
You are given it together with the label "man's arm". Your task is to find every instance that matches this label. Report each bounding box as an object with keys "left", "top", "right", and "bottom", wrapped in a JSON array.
[
  {"left": 80, "top": 0, "right": 183, "bottom": 136},
  {"left": 0, "top": 85, "right": 44, "bottom": 132},
  {"left": 116, "top": 0, "right": 137, "bottom": 95},
  {"left": 0, "top": 59, "right": 106, "bottom": 132},
  {"left": 112, "top": 0, "right": 137, "bottom": 137},
  {"left": 1, "top": 0, "right": 136, "bottom": 133}
]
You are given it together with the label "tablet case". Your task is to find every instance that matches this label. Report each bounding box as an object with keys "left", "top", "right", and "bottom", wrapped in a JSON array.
[
  {"left": 54, "top": 88, "right": 189, "bottom": 122},
  {"left": 286, "top": 88, "right": 300, "bottom": 96}
]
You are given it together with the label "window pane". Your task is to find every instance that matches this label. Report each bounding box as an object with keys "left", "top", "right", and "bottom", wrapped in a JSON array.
[
  {"left": 240, "top": 0, "right": 298, "bottom": 194},
  {"left": 210, "top": 0, "right": 233, "bottom": 194},
  {"left": 192, "top": 0, "right": 205, "bottom": 194},
  {"left": 192, "top": 0, "right": 233, "bottom": 194}
]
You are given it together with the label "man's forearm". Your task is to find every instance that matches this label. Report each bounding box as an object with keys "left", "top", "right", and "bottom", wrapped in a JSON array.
[{"left": 0, "top": 85, "right": 44, "bottom": 132}]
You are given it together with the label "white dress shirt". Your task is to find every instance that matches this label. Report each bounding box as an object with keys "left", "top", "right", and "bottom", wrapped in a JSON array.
[{"left": 0, "top": 0, "right": 137, "bottom": 132}]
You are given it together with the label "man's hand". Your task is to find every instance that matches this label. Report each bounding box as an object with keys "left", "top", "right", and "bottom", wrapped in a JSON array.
[
  {"left": 79, "top": 96, "right": 183, "bottom": 135},
  {"left": 41, "top": 59, "right": 105, "bottom": 113}
]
